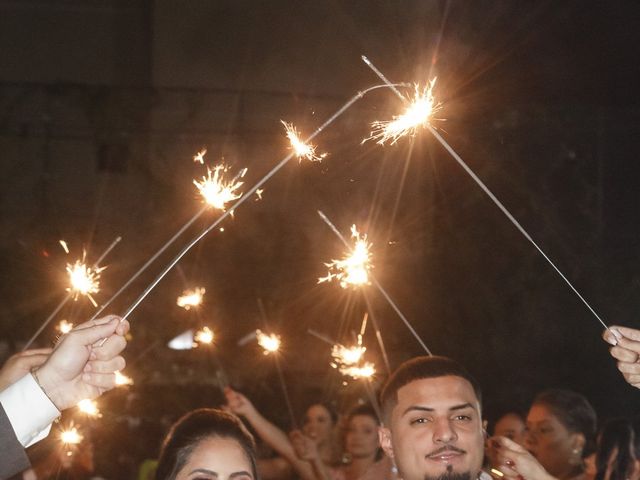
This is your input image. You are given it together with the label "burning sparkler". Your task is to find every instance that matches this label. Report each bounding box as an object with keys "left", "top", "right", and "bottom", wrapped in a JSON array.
[
  {"left": 319, "top": 225, "right": 372, "bottom": 289},
  {"left": 194, "top": 164, "right": 246, "bottom": 210},
  {"left": 256, "top": 329, "right": 281, "bottom": 355},
  {"left": 195, "top": 326, "right": 214, "bottom": 345},
  {"left": 57, "top": 319, "right": 73, "bottom": 334},
  {"left": 77, "top": 399, "right": 101, "bottom": 417},
  {"left": 66, "top": 252, "right": 105, "bottom": 307},
  {"left": 176, "top": 287, "right": 205, "bottom": 310},
  {"left": 60, "top": 425, "right": 83, "bottom": 445},
  {"left": 364, "top": 79, "right": 440, "bottom": 145},
  {"left": 282, "top": 121, "right": 327, "bottom": 162},
  {"left": 114, "top": 370, "right": 133, "bottom": 386},
  {"left": 340, "top": 361, "right": 376, "bottom": 380},
  {"left": 59, "top": 240, "right": 70, "bottom": 254}
]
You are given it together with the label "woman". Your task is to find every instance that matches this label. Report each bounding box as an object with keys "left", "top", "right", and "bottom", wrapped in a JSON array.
[
  {"left": 492, "top": 389, "right": 597, "bottom": 480},
  {"left": 155, "top": 408, "right": 258, "bottom": 480},
  {"left": 595, "top": 418, "right": 640, "bottom": 480},
  {"left": 225, "top": 387, "right": 338, "bottom": 480},
  {"left": 292, "top": 405, "right": 393, "bottom": 480}
]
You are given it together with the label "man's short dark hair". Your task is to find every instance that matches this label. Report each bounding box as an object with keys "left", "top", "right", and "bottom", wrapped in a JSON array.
[{"left": 380, "top": 355, "right": 482, "bottom": 423}]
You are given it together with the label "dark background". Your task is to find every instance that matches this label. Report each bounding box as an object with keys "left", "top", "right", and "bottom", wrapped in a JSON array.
[{"left": 1, "top": 0, "right": 639, "bottom": 474}]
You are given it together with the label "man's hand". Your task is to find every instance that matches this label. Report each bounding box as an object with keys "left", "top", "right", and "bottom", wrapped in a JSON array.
[
  {"left": 0, "top": 348, "right": 52, "bottom": 391},
  {"left": 603, "top": 325, "right": 640, "bottom": 389},
  {"left": 33, "top": 315, "right": 129, "bottom": 411}
]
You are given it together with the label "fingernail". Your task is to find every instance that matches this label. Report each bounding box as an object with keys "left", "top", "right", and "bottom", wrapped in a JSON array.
[
  {"left": 84, "top": 364, "right": 91, "bottom": 372},
  {"left": 612, "top": 329, "right": 623, "bottom": 339}
]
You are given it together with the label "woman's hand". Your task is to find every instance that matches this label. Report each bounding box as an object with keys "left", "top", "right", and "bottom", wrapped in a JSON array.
[
  {"left": 290, "top": 430, "right": 320, "bottom": 462},
  {"left": 603, "top": 326, "right": 640, "bottom": 389},
  {"left": 224, "top": 387, "right": 257, "bottom": 418},
  {"left": 491, "top": 436, "right": 555, "bottom": 480}
]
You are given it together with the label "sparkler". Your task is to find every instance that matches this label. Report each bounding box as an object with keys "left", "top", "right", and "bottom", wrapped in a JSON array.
[
  {"left": 22, "top": 236, "right": 121, "bottom": 351},
  {"left": 176, "top": 287, "right": 205, "bottom": 310},
  {"left": 66, "top": 252, "right": 105, "bottom": 307},
  {"left": 194, "top": 164, "right": 246, "bottom": 210},
  {"left": 317, "top": 210, "right": 432, "bottom": 355},
  {"left": 114, "top": 370, "right": 134, "bottom": 386},
  {"left": 57, "top": 319, "right": 73, "bottom": 334},
  {"left": 60, "top": 425, "right": 83, "bottom": 445},
  {"left": 256, "top": 329, "right": 281, "bottom": 355},
  {"left": 362, "top": 55, "right": 609, "bottom": 331},
  {"left": 195, "top": 326, "right": 214, "bottom": 345},
  {"left": 318, "top": 225, "right": 372, "bottom": 289},
  {"left": 77, "top": 399, "right": 101, "bottom": 417},
  {"left": 118, "top": 83, "right": 406, "bottom": 322},
  {"left": 282, "top": 121, "right": 327, "bottom": 162}
]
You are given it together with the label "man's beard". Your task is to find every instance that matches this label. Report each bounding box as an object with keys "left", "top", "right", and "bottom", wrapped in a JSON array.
[{"left": 423, "top": 467, "right": 472, "bottom": 480}]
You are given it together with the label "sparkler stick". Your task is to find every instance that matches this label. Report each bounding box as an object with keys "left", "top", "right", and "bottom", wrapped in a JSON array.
[
  {"left": 317, "top": 210, "right": 433, "bottom": 355},
  {"left": 120, "top": 83, "right": 406, "bottom": 321},
  {"left": 362, "top": 56, "right": 609, "bottom": 331},
  {"left": 22, "top": 236, "right": 122, "bottom": 351},
  {"left": 362, "top": 295, "right": 392, "bottom": 375}
]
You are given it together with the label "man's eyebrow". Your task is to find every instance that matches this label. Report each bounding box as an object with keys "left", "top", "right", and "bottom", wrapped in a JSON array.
[
  {"left": 189, "top": 469, "right": 218, "bottom": 476},
  {"left": 450, "top": 403, "right": 475, "bottom": 412},
  {"left": 401, "top": 403, "right": 476, "bottom": 416}
]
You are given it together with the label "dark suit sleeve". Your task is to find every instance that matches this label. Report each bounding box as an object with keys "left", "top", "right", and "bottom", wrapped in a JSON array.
[{"left": 0, "top": 404, "right": 30, "bottom": 480}]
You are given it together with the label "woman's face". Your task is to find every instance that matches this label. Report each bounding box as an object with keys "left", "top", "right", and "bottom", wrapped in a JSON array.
[
  {"left": 303, "top": 404, "right": 334, "bottom": 444},
  {"left": 345, "top": 414, "right": 379, "bottom": 459},
  {"left": 525, "top": 403, "right": 582, "bottom": 478},
  {"left": 176, "top": 437, "right": 254, "bottom": 480},
  {"left": 494, "top": 413, "right": 526, "bottom": 446}
]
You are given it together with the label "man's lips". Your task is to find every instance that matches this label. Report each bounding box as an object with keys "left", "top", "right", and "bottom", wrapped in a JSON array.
[{"left": 426, "top": 446, "right": 466, "bottom": 462}]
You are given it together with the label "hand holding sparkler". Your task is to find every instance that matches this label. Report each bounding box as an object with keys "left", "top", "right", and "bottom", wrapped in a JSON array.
[
  {"left": 603, "top": 326, "right": 640, "bottom": 389},
  {"left": 0, "top": 348, "right": 52, "bottom": 391},
  {"left": 33, "top": 315, "right": 129, "bottom": 411}
]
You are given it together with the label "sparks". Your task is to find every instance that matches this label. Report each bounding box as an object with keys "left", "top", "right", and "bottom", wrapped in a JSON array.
[
  {"left": 114, "top": 370, "right": 133, "bottom": 386},
  {"left": 176, "top": 287, "right": 205, "bottom": 310},
  {"left": 59, "top": 240, "right": 70, "bottom": 254},
  {"left": 365, "top": 79, "right": 441, "bottom": 145},
  {"left": 332, "top": 343, "right": 366, "bottom": 366},
  {"left": 193, "top": 148, "right": 207, "bottom": 164},
  {"left": 256, "top": 188, "right": 264, "bottom": 200},
  {"left": 66, "top": 252, "right": 105, "bottom": 307},
  {"left": 57, "top": 319, "right": 73, "bottom": 334},
  {"left": 282, "top": 121, "right": 327, "bottom": 162},
  {"left": 77, "top": 399, "right": 101, "bottom": 417},
  {"left": 256, "top": 329, "right": 281, "bottom": 355},
  {"left": 195, "top": 326, "right": 214, "bottom": 345},
  {"left": 319, "top": 225, "right": 372, "bottom": 289},
  {"left": 340, "top": 361, "right": 376, "bottom": 380},
  {"left": 194, "top": 164, "right": 245, "bottom": 210},
  {"left": 60, "top": 426, "right": 83, "bottom": 445}
]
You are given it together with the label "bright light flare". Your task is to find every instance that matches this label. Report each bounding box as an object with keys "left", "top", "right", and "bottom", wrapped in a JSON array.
[
  {"left": 77, "top": 399, "right": 101, "bottom": 417},
  {"left": 195, "top": 326, "right": 214, "bottom": 345},
  {"left": 365, "top": 79, "right": 440, "bottom": 145},
  {"left": 114, "top": 370, "right": 133, "bottom": 386},
  {"left": 256, "top": 329, "right": 280, "bottom": 354},
  {"left": 319, "top": 225, "right": 372, "bottom": 289},
  {"left": 59, "top": 240, "right": 70, "bottom": 254},
  {"left": 57, "top": 319, "right": 73, "bottom": 334},
  {"left": 340, "top": 361, "right": 376, "bottom": 380},
  {"left": 60, "top": 426, "right": 83, "bottom": 445},
  {"left": 194, "top": 164, "right": 245, "bottom": 210},
  {"left": 66, "top": 252, "right": 105, "bottom": 307},
  {"left": 282, "top": 121, "right": 327, "bottom": 162},
  {"left": 177, "top": 287, "right": 205, "bottom": 310},
  {"left": 331, "top": 343, "right": 366, "bottom": 366}
]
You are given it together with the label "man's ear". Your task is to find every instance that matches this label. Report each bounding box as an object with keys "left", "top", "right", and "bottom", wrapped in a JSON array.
[{"left": 379, "top": 426, "right": 394, "bottom": 460}]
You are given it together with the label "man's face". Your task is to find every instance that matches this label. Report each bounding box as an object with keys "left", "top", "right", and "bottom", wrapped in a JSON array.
[{"left": 379, "top": 376, "right": 484, "bottom": 480}]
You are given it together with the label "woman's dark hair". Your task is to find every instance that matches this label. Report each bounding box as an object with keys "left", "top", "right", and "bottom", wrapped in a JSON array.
[
  {"left": 303, "top": 401, "right": 339, "bottom": 425},
  {"left": 155, "top": 408, "right": 258, "bottom": 480},
  {"left": 595, "top": 418, "right": 635, "bottom": 480},
  {"left": 344, "top": 404, "right": 383, "bottom": 461},
  {"left": 533, "top": 389, "right": 597, "bottom": 457}
]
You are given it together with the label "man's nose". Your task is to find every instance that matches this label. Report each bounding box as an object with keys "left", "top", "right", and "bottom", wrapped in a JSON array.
[{"left": 433, "top": 418, "right": 458, "bottom": 444}]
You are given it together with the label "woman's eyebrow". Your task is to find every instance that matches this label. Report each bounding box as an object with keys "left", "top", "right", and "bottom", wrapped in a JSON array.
[
  {"left": 189, "top": 468, "right": 218, "bottom": 477},
  {"left": 230, "top": 471, "right": 253, "bottom": 479}
]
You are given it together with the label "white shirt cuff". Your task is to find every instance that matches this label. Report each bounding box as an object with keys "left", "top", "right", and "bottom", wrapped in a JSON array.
[{"left": 0, "top": 373, "right": 60, "bottom": 447}]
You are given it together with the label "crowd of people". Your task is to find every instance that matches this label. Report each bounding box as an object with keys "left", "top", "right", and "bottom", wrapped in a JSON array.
[{"left": 1, "top": 319, "right": 639, "bottom": 480}]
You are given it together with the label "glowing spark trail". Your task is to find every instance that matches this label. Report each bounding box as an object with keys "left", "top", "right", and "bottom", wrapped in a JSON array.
[
  {"left": 282, "top": 121, "right": 327, "bottom": 162},
  {"left": 361, "top": 55, "right": 609, "bottom": 331},
  {"left": 194, "top": 149, "right": 207, "bottom": 164},
  {"left": 77, "top": 399, "right": 101, "bottom": 417},
  {"left": 60, "top": 426, "right": 83, "bottom": 445},
  {"left": 194, "top": 164, "right": 246, "bottom": 210},
  {"left": 22, "top": 236, "right": 121, "bottom": 351},
  {"left": 317, "top": 210, "right": 432, "bottom": 355},
  {"left": 195, "top": 326, "right": 214, "bottom": 345},
  {"left": 119, "top": 83, "right": 407, "bottom": 322},
  {"left": 340, "top": 361, "right": 376, "bottom": 380},
  {"left": 114, "top": 370, "right": 133, "bottom": 386},
  {"left": 66, "top": 253, "right": 105, "bottom": 307},
  {"left": 319, "top": 225, "right": 372, "bottom": 289},
  {"left": 59, "top": 240, "right": 70, "bottom": 254},
  {"left": 57, "top": 320, "right": 73, "bottom": 334},
  {"left": 176, "top": 287, "right": 205, "bottom": 310},
  {"left": 256, "top": 329, "right": 281, "bottom": 354}
]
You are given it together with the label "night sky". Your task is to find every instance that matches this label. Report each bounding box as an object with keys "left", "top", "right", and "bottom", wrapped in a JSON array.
[{"left": 1, "top": 0, "right": 640, "bottom": 428}]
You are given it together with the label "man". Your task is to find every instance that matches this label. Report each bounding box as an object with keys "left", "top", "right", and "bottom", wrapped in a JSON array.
[
  {"left": 378, "top": 355, "right": 486, "bottom": 480},
  {"left": 603, "top": 325, "right": 640, "bottom": 389},
  {"left": 0, "top": 315, "right": 129, "bottom": 479}
]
